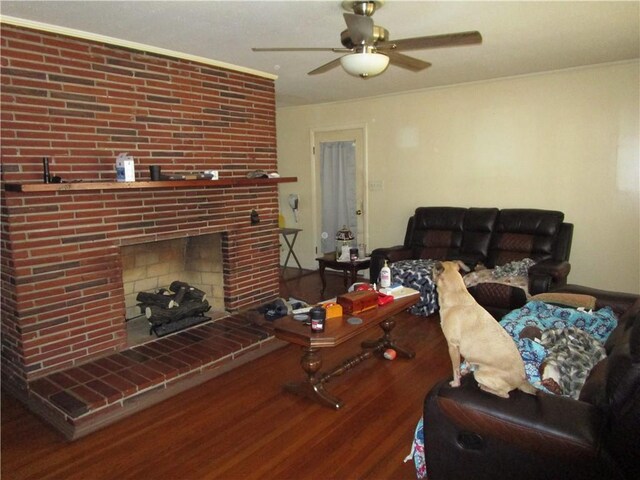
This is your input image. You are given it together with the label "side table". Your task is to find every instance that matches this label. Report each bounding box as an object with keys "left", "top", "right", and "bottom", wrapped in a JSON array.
[
  {"left": 316, "top": 252, "right": 370, "bottom": 294},
  {"left": 279, "top": 228, "right": 302, "bottom": 272}
]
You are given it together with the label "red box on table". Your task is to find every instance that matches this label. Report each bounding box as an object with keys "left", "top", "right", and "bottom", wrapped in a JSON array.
[{"left": 336, "top": 290, "right": 378, "bottom": 315}]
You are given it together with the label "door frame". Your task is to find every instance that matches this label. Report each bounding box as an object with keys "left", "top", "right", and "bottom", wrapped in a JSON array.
[{"left": 310, "top": 124, "right": 369, "bottom": 258}]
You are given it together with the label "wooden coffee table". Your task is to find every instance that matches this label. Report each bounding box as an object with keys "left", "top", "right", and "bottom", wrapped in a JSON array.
[{"left": 273, "top": 291, "right": 419, "bottom": 409}]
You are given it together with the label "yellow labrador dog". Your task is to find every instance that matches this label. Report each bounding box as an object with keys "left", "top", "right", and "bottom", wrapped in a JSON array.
[{"left": 435, "top": 261, "right": 536, "bottom": 398}]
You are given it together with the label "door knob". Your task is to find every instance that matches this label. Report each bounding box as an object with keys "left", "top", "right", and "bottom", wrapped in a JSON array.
[{"left": 356, "top": 209, "right": 362, "bottom": 215}]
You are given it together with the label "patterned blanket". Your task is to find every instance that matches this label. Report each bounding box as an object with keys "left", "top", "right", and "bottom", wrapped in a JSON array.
[
  {"left": 392, "top": 258, "right": 536, "bottom": 318},
  {"left": 463, "top": 258, "right": 535, "bottom": 297},
  {"left": 391, "top": 259, "right": 439, "bottom": 316},
  {"left": 536, "top": 327, "right": 606, "bottom": 398},
  {"left": 500, "top": 301, "right": 617, "bottom": 392},
  {"left": 407, "top": 300, "right": 619, "bottom": 479}
]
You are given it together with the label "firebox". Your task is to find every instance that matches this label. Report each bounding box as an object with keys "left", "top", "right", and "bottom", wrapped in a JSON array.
[{"left": 121, "top": 234, "right": 225, "bottom": 346}]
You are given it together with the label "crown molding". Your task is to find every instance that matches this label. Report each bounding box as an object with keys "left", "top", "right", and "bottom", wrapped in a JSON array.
[{"left": 0, "top": 15, "right": 277, "bottom": 81}]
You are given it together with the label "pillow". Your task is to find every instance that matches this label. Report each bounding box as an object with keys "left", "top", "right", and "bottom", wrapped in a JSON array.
[{"left": 531, "top": 292, "right": 596, "bottom": 310}]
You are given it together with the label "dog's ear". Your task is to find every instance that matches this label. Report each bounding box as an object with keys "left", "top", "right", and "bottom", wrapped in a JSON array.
[
  {"left": 456, "top": 260, "right": 471, "bottom": 273},
  {"left": 433, "top": 261, "right": 444, "bottom": 276}
]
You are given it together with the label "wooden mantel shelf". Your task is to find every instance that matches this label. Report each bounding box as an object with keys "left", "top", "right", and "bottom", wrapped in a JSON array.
[{"left": 4, "top": 177, "right": 297, "bottom": 193}]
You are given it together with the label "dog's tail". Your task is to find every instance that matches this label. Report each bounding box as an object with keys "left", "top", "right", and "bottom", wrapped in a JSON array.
[{"left": 518, "top": 380, "right": 538, "bottom": 395}]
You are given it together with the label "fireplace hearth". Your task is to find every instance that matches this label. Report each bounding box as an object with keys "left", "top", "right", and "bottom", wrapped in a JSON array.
[{"left": 26, "top": 310, "right": 283, "bottom": 440}]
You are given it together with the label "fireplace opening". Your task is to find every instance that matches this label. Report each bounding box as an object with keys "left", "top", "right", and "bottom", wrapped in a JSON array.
[{"left": 121, "top": 235, "right": 227, "bottom": 346}]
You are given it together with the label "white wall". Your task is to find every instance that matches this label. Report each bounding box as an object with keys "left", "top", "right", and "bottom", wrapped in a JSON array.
[{"left": 276, "top": 62, "right": 640, "bottom": 294}]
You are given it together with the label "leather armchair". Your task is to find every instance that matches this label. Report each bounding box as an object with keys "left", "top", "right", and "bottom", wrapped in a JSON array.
[{"left": 422, "top": 290, "right": 640, "bottom": 480}]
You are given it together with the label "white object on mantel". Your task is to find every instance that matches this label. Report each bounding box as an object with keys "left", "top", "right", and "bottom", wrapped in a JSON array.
[{"left": 115, "top": 153, "right": 135, "bottom": 182}]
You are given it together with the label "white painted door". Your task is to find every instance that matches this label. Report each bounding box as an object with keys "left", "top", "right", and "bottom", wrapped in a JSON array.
[{"left": 314, "top": 128, "right": 366, "bottom": 257}]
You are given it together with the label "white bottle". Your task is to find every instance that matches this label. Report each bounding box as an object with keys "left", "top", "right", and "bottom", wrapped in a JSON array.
[{"left": 380, "top": 260, "right": 391, "bottom": 288}]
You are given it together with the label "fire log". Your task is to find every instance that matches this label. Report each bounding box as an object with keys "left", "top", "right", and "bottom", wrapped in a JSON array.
[
  {"left": 145, "top": 299, "right": 211, "bottom": 326},
  {"left": 136, "top": 291, "right": 176, "bottom": 309},
  {"left": 173, "top": 286, "right": 187, "bottom": 305},
  {"left": 169, "top": 281, "right": 207, "bottom": 302}
]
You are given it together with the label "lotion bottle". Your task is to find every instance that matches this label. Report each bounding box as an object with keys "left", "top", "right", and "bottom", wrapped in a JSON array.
[{"left": 380, "top": 260, "right": 391, "bottom": 288}]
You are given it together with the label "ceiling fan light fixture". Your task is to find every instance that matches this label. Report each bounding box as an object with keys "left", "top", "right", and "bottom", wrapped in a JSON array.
[{"left": 340, "top": 52, "right": 389, "bottom": 78}]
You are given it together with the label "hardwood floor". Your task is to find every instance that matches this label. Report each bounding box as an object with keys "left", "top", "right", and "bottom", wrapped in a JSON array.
[{"left": 1, "top": 268, "right": 450, "bottom": 480}]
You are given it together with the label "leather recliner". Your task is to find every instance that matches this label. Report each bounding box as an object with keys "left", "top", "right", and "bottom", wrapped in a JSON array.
[{"left": 421, "top": 288, "right": 640, "bottom": 480}]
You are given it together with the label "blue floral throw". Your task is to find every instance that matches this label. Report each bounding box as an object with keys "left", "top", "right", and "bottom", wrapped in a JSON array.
[{"left": 500, "top": 300, "right": 618, "bottom": 391}]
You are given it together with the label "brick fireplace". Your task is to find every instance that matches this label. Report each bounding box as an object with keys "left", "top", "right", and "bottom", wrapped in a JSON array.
[{"left": 0, "top": 21, "right": 293, "bottom": 436}]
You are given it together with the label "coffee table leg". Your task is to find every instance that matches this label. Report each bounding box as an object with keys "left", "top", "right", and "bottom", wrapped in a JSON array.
[
  {"left": 361, "top": 316, "right": 415, "bottom": 359},
  {"left": 283, "top": 347, "right": 343, "bottom": 410}
]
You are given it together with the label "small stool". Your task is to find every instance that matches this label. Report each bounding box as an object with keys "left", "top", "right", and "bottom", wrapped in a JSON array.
[{"left": 279, "top": 228, "right": 302, "bottom": 272}]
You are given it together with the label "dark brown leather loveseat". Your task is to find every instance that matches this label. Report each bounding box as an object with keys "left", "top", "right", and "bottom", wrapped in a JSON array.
[
  {"left": 370, "top": 207, "right": 573, "bottom": 317},
  {"left": 421, "top": 286, "right": 640, "bottom": 480}
]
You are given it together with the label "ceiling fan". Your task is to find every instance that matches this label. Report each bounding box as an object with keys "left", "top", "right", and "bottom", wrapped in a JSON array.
[{"left": 252, "top": 0, "right": 482, "bottom": 78}]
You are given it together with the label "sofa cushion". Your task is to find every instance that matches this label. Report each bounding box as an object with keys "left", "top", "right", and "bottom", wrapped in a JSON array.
[
  {"left": 410, "top": 207, "right": 467, "bottom": 259},
  {"left": 416, "top": 230, "right": 456, "bottom": 259},
  {"left": 460, "top": 208, "right": 499, "bottom": 265},
  {"left": 488, "top": 209, "right": 564, "bottom": 267}
]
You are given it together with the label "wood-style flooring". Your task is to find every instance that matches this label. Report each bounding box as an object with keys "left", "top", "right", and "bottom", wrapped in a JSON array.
[{"left": 1, "top": 268, "right": 450, "bottom": 480}]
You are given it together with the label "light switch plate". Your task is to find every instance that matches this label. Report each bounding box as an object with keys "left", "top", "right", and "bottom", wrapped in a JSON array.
[{"left": 368, "top": 180, "right": 383, "bottom": 191}]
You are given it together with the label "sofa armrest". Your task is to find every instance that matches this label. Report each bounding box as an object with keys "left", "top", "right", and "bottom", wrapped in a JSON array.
[
  {"left": 555, "top": 285, "right": 640, "bottom": 318},
  {"left": 528, "top": 260, "right": 571, "bottom": 294},
  {"left": 529, "top": 259, "right": 571, "bottom": 281},
  {"left": 369, "top": 246, "right": 413, "bottom": 283},
  {"left": 423, "top": 376, "right": 622, "bottom": 480}
]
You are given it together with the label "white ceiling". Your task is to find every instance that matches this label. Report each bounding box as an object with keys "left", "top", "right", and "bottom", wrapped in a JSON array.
[{"left": 2, "top": 1, "right": 639, "bottom": 108}]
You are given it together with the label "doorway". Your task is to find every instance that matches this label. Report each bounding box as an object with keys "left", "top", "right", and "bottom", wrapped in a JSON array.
[{"left": 313, "top": 128, "right": 367, "bottom": 258}]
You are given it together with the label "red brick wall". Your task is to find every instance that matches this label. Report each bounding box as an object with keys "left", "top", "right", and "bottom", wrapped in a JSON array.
[{"left": 0, "top": 24, "right": 280, "bottom": 387}]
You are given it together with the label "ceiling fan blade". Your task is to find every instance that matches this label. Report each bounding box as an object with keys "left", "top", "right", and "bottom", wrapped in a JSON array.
[
  {"left": 308, "top": 57, "right": 343, "bottom": 75},
  {"left": 253, "top": 47, "right": 343, "bottom": 52},
  {"left": 377, "top": 31, "right": 482, "bottom": 51},
  {"left": 385, "top": 51, "right": 432, "bottom": 72},
  {"left": 343, "top": 13, "right": 374, "bottom": 44}
]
